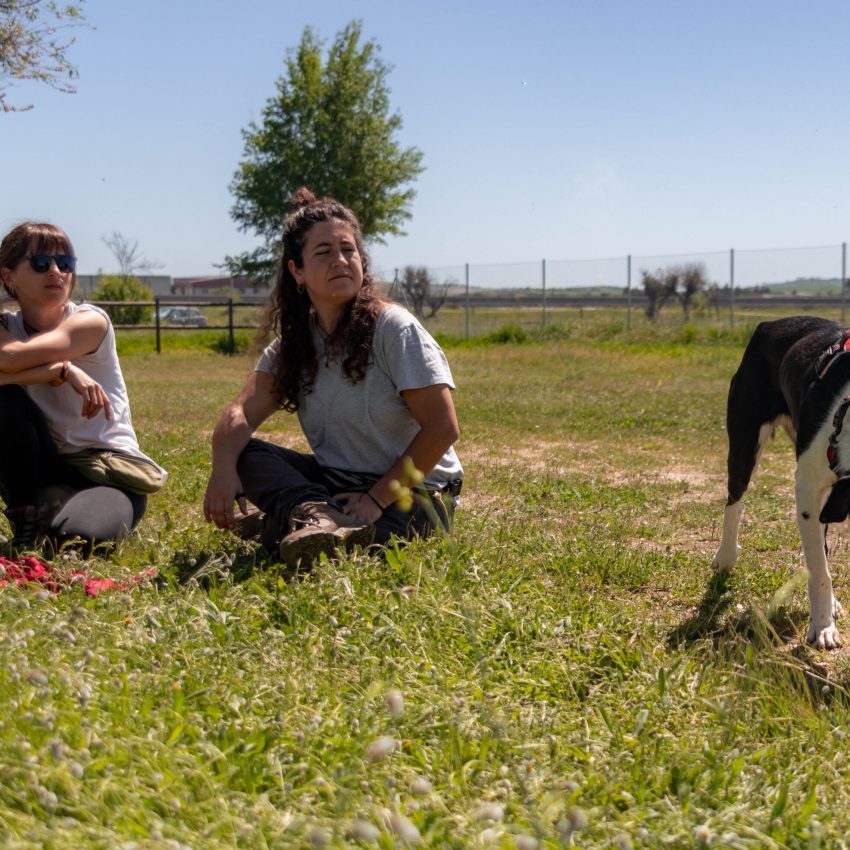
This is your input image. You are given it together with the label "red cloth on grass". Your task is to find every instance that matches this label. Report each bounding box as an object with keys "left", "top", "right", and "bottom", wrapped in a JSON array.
[{"left": 0, "top": 555, "right": 156, "bottom": 596}]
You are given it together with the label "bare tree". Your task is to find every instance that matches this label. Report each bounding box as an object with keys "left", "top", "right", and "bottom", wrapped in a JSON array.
[
  {"left": 641, "top": 269, "right": 677, "bottom": 320},
  {"left": 102, "top": 231, "right": 162, "bottom": 281},
  {"left": 677, "top": 262, "right": 709, "bottom": 320},
  {"left": 0, "top": 1, "right": 87, "bottom": 113},
  {"left": 397, "top": 266, "right": 449, "bottom": 320},
  {"left": 641, "top": 262, "right": 711, "bottom": 320}
]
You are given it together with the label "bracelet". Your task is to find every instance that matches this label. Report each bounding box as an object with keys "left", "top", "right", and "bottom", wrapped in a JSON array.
[
  {"left": 49, "top": 361, "right": 70, "bottom": 387},
  {"left": 365, "top": 490, "right": 386, "bottom": 512}
]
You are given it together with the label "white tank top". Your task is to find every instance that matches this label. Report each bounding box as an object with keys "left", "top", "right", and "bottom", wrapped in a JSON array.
[{"left": 8, "top": 303, "right": 164, "bottom": 475}]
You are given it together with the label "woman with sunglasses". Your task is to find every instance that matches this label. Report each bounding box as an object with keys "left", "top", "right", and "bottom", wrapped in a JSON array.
[
  {"left": 0, "top": 222, "right": 164, "bottom": 553},
  {"left": 204, "top": 188, "right": 462, "bottom": 567}
]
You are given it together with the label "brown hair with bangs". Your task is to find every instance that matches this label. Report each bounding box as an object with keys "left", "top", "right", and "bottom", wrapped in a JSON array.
[{"left": 0, "top": 222, "right": 77, "bottom": 299}]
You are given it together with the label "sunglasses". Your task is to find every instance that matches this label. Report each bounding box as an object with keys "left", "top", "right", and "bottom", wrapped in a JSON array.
[{"left": 24, "top": 253, "right": 77, "bottom": 274}]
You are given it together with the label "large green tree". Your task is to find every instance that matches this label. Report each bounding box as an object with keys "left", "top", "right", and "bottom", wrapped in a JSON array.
[
  {"left": 0, "top": 0, "right": 86, "bottom": 113},
  {"left": 225, "top": 21, "right": 424, "bottom": 280}
]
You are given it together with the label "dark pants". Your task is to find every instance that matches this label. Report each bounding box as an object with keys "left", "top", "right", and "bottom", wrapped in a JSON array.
[
  {"left": 0, "top": 385, "right": 146, "bottom": 544},
  {"left": 236, "top": 438, "right": 454, "bottom": 549}
]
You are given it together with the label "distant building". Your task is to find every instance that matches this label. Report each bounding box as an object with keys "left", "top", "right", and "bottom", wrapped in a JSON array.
[
  {"left": 172, "top": 276, "right": 270, "bottom": 297},
  {"left": 76, "top": 274, "right": 173, "bottom": 297}
]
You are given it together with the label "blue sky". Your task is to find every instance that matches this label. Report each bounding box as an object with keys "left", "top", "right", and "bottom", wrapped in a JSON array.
[{"left": 3, "top": 0, "right": 850, "bottom": 284}]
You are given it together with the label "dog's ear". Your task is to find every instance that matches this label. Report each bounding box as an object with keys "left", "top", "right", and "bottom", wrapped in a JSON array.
[{"left": 820, "top": 476, "right": 850, "bottom": 524}]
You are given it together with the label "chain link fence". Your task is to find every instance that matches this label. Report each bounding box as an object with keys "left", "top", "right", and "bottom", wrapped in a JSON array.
[{"left": 377, "top": 243, "right": 849, "bottom": 338}]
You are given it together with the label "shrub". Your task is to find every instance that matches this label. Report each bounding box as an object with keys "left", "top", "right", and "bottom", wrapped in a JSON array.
[
  {"left": 210, "top": 331, "right": 252, "bottom": 355},
  {"left": 90, "top": 274, "right": 153, "bottom": 325},
  {"left": 483, "top": 324, "right": 528, "bottom": 344}
]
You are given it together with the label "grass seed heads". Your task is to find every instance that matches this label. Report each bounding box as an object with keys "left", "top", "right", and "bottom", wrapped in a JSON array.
[
  {"left": 472, "top": 803, "right": 505, "bottom": 822},
  {"left": 566, "top": 807, "right": 587, "bottom": 830},
  {"left": 388, "top": 812, "right": 421, "bottom": 845},
  {"left": 347, "top": 819, "right": 381, "bottom": 842},
  {"left": 366, "top": 735, "right": 397, "bottom": 761},
  {"left": 26, "top": 668, "right": 48, "bottom": 686},
  {"left": 694, "top": 824, "right": 712, "bottom": 846},
  {"left": 307, "top": 826, "right": 331, "bottom": 847},
  {"left": 410, "top": 776, "right": 432, "bottom": 795},
  {"left": 385, "top": 688, "right": 404, "bottom": 717}
]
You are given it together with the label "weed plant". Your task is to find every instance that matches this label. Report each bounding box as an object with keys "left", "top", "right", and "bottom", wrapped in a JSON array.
[{"left": 3, "top": 314, "right": 850, "bottom": 847}]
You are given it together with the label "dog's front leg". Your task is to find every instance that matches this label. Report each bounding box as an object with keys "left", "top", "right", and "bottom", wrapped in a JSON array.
[
  {"left": 713, "top": 502, "right": 743, "bottom": 572},
  {"left": 796, "top": 468, "right": 841, "bottom": 649}
]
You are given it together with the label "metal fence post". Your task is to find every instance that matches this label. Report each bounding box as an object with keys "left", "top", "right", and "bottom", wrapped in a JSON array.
[
  {"left": 464, "top": 263, "right": 470, "bottom": 340},
  {"left": 626, "top": 254, "right": 632, "bottom": 328},
  {"left": 228, "top": 298, "right": 235, "bottom": 354},
  {"left": 154, "top": 296, "right": 161, "bottom": 354},
  {"left": 541, "top": 258, "right": 547, "bottom": 329},
  {"left": 729, "top": 248, "right": 735, "bottom": 328}
]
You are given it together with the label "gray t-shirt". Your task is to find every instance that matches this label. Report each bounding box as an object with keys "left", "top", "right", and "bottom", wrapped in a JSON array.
[{"left": 256, "top": 304, "right": 462, "bottom": 488}]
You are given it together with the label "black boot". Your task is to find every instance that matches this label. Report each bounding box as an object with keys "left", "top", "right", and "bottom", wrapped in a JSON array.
[{"left": 3, "top": 505, "right": 42, "bottom": 554}]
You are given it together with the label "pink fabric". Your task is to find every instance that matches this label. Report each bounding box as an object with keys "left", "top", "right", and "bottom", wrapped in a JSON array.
[{"left": 0, "top": 555, "right": 157, "bottom": 596}]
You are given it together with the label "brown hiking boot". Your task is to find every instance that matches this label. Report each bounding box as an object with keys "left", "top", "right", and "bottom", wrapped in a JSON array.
[
  {"left": 233, "top": 506, "right": 264, "bottom": 541},
  {"left": 278, "top": 501, "right": 374, "bottom": 568}
]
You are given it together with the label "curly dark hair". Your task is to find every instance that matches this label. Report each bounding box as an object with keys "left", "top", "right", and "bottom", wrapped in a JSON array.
[{"left": 260, "top": 188, "right": 385, "bottom": 412}]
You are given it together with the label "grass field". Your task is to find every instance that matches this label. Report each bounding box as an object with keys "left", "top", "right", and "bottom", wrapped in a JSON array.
[{"left": 4, "top": 310, "right": 850, "bottom": 848}]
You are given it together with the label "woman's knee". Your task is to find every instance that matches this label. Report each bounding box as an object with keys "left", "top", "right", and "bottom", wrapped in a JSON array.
[{"left": 47, "top": 486, "right": 145, "bottom": 542}]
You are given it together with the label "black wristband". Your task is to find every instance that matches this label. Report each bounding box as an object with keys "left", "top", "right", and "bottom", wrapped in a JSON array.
[{"left": 365, "top": 490, "right": 385, "bottom": 512}]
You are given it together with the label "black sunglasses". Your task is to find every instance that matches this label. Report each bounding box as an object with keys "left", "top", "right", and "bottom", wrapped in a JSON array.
[{"left": 24, "top": 253, "right": 77, "bottom": 274}]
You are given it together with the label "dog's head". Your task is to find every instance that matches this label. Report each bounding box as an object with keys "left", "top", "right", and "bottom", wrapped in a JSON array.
[{"left": 820, "top": 476, "right": 850, "bottom": 524}]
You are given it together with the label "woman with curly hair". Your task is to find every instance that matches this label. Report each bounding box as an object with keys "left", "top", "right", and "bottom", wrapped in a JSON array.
[{"left": 204, "top": 188, "right": 462, "bottom": 567}]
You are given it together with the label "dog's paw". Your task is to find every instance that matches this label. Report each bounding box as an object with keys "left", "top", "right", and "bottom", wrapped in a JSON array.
[
  {"left": 711, "top": 544, "right": 739, "bottom": 573},
  {"left": 834, "top": 598, "right": 845, "bottom": 619},
  {"left": 807, "top": 621, "right": 842, "bottom": 650}
]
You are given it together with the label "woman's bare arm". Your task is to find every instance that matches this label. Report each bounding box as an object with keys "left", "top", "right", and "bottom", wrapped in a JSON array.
[
  {"left": 203, "top": 370, "right": 281, "bottom": 530},
  {"left": 0, "top": 310, "right": 108, "bottom": 372},
  {"left": 0, "top": 360, "right": 111, "bottom": 420},
  {"left": 336, "top": 383, "right": 460, "bottom": 522}
]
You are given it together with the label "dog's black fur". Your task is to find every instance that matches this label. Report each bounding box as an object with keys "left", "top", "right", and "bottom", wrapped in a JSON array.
[{"left": 714, "top": 315, "right": 850, "bottom": 648}]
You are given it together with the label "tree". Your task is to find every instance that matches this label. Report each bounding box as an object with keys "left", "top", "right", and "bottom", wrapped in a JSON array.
[
  {"left": 641, "top": 263, "right": 710, "bottom": 320},
  {"left": 225, "top": 20, "right": 424, "bottom": 280},
  {"left": 92, "top": 232, "right": 160, "bottom": 325},
  {"left": 102, "top": 231, "right": 162, "bottom": 279},
  {"left": 90, "top": 274, "right": 153, "bottom": 325},
  {"left": 677, "top": 262, "right": 709, "bottom": 320},
  {"left": 641, "top": 269, "right": 677, "bottom": 320},
  {"left": 396, "top": 266, "right": 449, "bottom": 320},
  {"left": 0, "top": 0, "right": 87, "bottom": 113}
]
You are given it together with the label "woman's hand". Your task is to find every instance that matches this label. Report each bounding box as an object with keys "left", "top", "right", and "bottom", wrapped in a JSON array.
[
  {"left": 335, "top": 491, "right": 384, "bottom": 524},
  {"left": 66, "top": 364, "right": 112, "bottom": 420},
  {"left": 205, "top": 371, "right": 279, "bottom": 531},
  {"left": 204, "top": 468, "right": 248, "bottom": 530}
]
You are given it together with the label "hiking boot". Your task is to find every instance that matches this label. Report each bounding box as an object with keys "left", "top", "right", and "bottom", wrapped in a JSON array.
[
  {"left": 3, "top": 505, "right": 42, "bottom": 553},
  {"left": 278, "top": 501, "right": 374, "bottom": 569},
  {"left": 233, "top": 506, "right": 265, "bottom": 541}
]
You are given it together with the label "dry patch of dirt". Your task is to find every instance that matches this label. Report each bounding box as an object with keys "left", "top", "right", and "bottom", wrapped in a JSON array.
[{"left": 463, "top": 437, "right": 724, "bottom": 506}]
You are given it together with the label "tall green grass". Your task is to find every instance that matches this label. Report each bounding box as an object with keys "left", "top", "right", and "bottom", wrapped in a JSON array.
[{"left": 3, "top": 316, "right": 850, "bottom": 848}]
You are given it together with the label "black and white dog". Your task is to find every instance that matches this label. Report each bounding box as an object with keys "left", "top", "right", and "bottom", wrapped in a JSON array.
[{"left": 713, "top": 315, "right": 850, "bottom": 649}]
